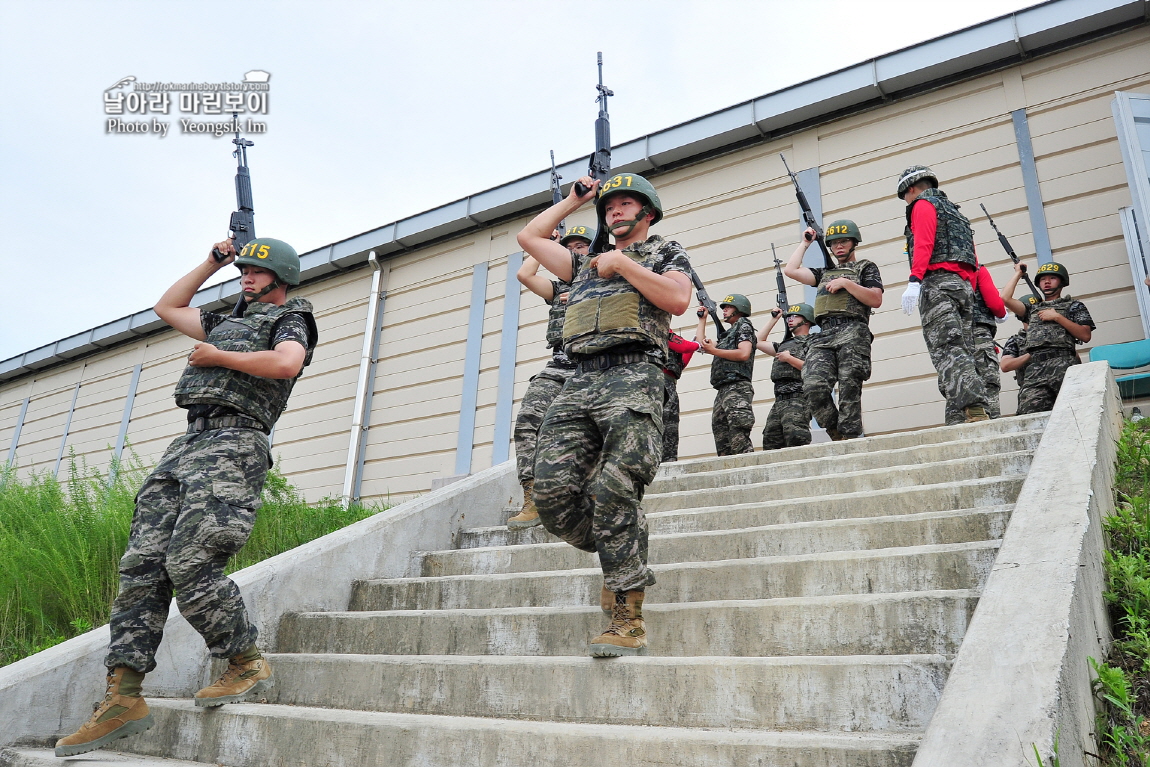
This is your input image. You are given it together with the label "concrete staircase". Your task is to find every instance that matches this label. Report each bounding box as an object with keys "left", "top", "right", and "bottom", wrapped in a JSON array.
[{"left": 3, "top": 414, "right": 1050, "bottom": 767}]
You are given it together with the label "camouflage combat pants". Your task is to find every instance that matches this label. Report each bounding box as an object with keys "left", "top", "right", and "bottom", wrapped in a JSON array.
[
  {"left": 803, "top": 321, "right": 872, "bottom": 439},
  {"left": 712, "top": 380, "right": 755, "bottom": 456},
  {"left": 1017, "top": 352, "right": 1079, "bottom": 415},
  {"left": 920, "top": 271, "right": 986, "bottom": 417},
  {"left": 662, "top": 373, "right": 681, "bottom": 463},
  {"left": 513, "top": 364, "right": 572, "bottom": 484},
  {"left": 762, "top": 392, "right": 812, "bottom": 450},
  {"left": 944, "top": 324, "right": 1001, "bottom": 425},
  {"left": 106, "top": 427, "right": 270, "bottom": 673},
  {"left": 533, "top": 361, "right": 663, "bottom": 593}
]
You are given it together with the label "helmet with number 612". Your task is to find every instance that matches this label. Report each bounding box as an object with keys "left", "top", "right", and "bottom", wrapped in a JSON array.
[
  {"left": 824, "top": 219, "right": 862, "bottom": 245},
  {"left": 234, "top": 237, "right": 301, "bottom": 286}
]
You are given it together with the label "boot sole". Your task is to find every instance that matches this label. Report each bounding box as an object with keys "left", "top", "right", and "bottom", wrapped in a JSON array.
[
  {"left": 194, "top": 675, "right": 275, "bottom": 708},
  {"left": 54, "top": 713, "right": 155, "bottom": 757},
  {"left": 589, "top": 643, "right": 648, "bottom": 658},
  {"left": 507, "top": 518, "right": 542, "bottom": 529}
]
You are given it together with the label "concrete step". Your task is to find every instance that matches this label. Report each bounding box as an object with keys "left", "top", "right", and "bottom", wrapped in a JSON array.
[
  {"left": 645, "top": 451, "right": 1033, "bottom": 514},
  {"left": 0, "top": 749, "right": 207, "bottom": 767},
  {"left": 648, "top": 430, "right": 1041, "bottom": 494},
  {"left": 659, "top": 413, "right": 1048, "bottom": 478},
  {"left": 256, "top": 653, "right": 948, "bottom": 731},
  {"left": 350, "top": 541, "right": 999, "bottom": 611},
  {"left": 280, "top": 590, "right": 978, "bottom": 657},
  {"left": 110, "top": 699, "right": 923, "bottom": 767},
  {"left": 424, "top": 506, "right": 1012, "bottom": 576}
]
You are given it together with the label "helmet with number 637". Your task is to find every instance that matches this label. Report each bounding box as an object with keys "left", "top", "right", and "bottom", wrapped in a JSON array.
[{"left": 234, "top": 237, "right": 300, "bottom": 286}]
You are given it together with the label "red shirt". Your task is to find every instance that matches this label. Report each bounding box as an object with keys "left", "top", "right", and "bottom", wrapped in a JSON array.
[
  {"left": 972, "top": 265, "right": 1006, "bottom": 318},
  {"left": 667, "top": 332, "right": 700, "bottom": 368},
  {"left": 909, "top": 199, "right": 976, "bottom": 283}
]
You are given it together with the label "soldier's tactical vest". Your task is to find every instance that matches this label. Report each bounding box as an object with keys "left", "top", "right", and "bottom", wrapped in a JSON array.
[
  {"left": 174, "top": 298, "right": 317, "bottom": 431},
  {"left": 972, "top": 290, "right": 997, "bottom": 332},
  {"left": 710, "top": 316, "right": 755, "bottom": 388},
  {"left": 562, "top": 237, "right": 672, "bottom": 363},
  {"left": 544, "top": 280, "right": 573, "bottom": 350},
  {"left": 1025, "top": 296, "right": 1077, "bottom": 351},
  {"left": 664, "top": 335, "right": 688, "bottom": 380},
  {"left": 903, "top": 188, "right": 977, "bottom": 270},
  {"left": 1007, "top": 330, "right": 1027, "bottom": 386},
  {"left": 770, "top": 334, "right": 810, "bottom": 389},
  {"left": 813, "top": 260, "right": 874, "bottom": 324}
]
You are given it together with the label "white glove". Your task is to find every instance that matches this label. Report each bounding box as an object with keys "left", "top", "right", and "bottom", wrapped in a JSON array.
[
  {"left": 995, "top": 314, "right": 1009, "bottom": 324},
  {"left": 901, "top": 282, "right": 921, "bottom": 315}
]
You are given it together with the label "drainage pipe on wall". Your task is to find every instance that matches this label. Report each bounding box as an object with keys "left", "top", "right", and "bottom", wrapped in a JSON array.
[{"left": 341, "top": 251, "right": 387, "bottom": 506}]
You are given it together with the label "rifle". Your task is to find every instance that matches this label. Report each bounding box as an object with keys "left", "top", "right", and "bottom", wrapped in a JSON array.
[
  {"left": 574, "top": 52, "right": 613, "bottom": 254},
  {"left": 210, "top": 114, "right": 256, "bottom": 317},
  {"left": 550, "top": 150, "right": 565, "bottom": 239},
  {"left": 980, "top": 204, "right": 1040, "bottom": 299},
  {"left": 779, "top": 154, "right": 833, "bottom": 270},
  {"left": 772, "top": 243, "right": 794, "bottom": 343},
  {"left": 690, "top": 269, "right": 725, "bottom": 336}
]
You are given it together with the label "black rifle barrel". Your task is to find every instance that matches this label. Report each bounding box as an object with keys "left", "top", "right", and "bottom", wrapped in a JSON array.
[
  {"left": 980, "top": 203, "right": 1040, "bottom": 298},
  {"left": 550, "top": 150, "right": 565, "bottom": 239},
  {"left": 690, "top": 269, "right": 725, "bottom": 335},
  {"left": 574, "top": 52, "right": 612, "bottom": 204},
  {"left": 772, "top": 243, "right": 794, "bottom": 342},
  {"left": 210, "top": 115, "right": 256, "bottom": 317},
  {"left": 780, "top": 154, "right": 834, "bottom": 270}
]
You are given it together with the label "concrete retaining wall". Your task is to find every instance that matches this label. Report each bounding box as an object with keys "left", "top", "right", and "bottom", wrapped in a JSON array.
[
  {"left": 912, "top": 361, "right": 1121, "bottom": 766},
  {"left": 0, "top": 461, "right": 518, "bottom": 747}
]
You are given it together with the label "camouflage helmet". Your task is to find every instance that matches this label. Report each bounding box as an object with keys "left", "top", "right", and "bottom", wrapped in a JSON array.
[
  {"left": 720, "top": 293, "right": 752, "bottom": 316},
  {"left": 1034, "top": 261, "right": 1070, "bottom": 288},
  {"left": 784, "top": 302, "right": 816, "bottom": 325},
  {"left": 824, "top": 219, "right": 862, "bottom": 245},
  {"left": 595, "top": 173, "right": 663, "bottom": 225},
  {"left": 234, "top": 237, "right": 301, "bottom": 286},
  {"left": 896, "top": 165, "right": 939, "bottom": 198},
  {"left": 559, "top": 224, "right": 595, "bottom": 247}
]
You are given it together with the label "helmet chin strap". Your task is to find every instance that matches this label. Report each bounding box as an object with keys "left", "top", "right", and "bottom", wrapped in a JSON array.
[
  {"left": 242, "top": 278, "right": 281, "bottom": 302},
  {"left": 606, "top": 206, "right": 652, "bottom": 239}
]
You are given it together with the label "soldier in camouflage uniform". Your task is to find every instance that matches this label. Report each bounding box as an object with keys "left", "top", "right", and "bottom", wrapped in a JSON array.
[
  {"left": 897, "top": 165, "right": 989, "bottom": 423},
  {"left": 1001, "top": 262, "right": 1094, "bottom": 414},
  {"left": 944, "top": 265, "right": 1007, "bottom": 424},
  {"left": 999, "top": 294, "right": 1041, "bottom": 395},
  {"left": 507, "top": 226, "right": 593, "bottom": 529},
  {"left": 757, "top": 303, "right": 815, "bottom": 449},
  {"left": 517, "top": 172, "right": 692, "bottom": 658},
  {"left": 662, "top": 330, "right": 700, "bottom": 462},
  {"left": 784, "top": 219, "right": 883, "bottom": 440},
  {"left": 56, "top": 238, "right": 317, "bottom": 757},
  {"left": 696, "top": 294, "right": 756, "bottom": 455}
]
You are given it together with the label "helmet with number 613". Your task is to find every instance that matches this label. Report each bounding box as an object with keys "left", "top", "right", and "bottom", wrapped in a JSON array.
[
  {"left": 595, "top": 173, "right": 663, "bottom": 225},
  {"left": 234, "top": 237, "right": 301, "bottom": 286},
  {"left": 560, "top": 225, "right": 595, "bottom": 247}
]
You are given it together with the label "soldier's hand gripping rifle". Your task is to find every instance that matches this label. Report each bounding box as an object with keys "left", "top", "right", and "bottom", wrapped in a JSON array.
[
  {"left": 550, "top": 150, "right": 565, "bottom": 240},
  {"left": 772, "top": 243, "right": 794, "bottom": 343},
  {"left": 780, "top": 154, "right": 834, "bottom": 270},
  {"left": 980, "top": 203, "right": 1040, "bottom": 298},
  {"left": 691, "top": 269, "right": 725, "bottom": 335},
  {"left": 210, "top": 114, "right": 256, "bottom": 317},
  {"left": 573, "top": 52, "right": 613, "bottom": 254}
]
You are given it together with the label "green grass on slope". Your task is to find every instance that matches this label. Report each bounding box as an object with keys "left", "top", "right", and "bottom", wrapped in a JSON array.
[{"left": 0, "top": 450, "right": 384, "bottom": 668}]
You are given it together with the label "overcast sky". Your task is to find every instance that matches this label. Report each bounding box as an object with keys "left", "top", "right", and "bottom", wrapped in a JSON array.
[{"left": 0, "top": 0, "right": 1040, "bottom": 362}]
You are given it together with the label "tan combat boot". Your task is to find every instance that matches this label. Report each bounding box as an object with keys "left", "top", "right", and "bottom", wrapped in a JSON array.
[
  {"left": 507, "top": 480, "right": 541, "bottom": 529},
  {"left": 964, "top": 405, "right": 990, "bottom": 423},
  {"left": 590, "top": 590, "right": 648, "bottom": 657},
  {"left": 55, "top": 667, "right": 154, "bottom": 757},
  {"left": 194, "top": 645, "right": 274, "bottom": 708}
]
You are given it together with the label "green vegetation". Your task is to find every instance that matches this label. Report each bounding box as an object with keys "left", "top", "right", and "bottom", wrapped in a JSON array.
[
  {"left": 1093, "top": 420, "right": 1150, "bottom": 765},
  {"left": 0, "top": 450, "right": 384, "bottom": 668}
]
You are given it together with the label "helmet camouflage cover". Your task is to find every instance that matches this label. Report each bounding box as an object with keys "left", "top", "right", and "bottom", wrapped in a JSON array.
[
  {"left": 784, "top": 302, "right": 816, "bottom": 325},
  {"left": 896, "top": 165, "right": 939, "bottom": 198},
  {"left": 824, "top": 219, "right": 862, "bottom": 245},
  {"left": 559, "top": 225, "right": 595, "bottom": 246},
  {"left": 1034, "top": 261, "right": 1070, "bottom": 287},
  {"left": 234, "top": 237, "right": 301, "bottom": 286},
  {"left": 595, "top": 173, "right": 663, "bottom": 225},
  {"left": 720, "top": 293, "right": 752, "bottom": 316}
]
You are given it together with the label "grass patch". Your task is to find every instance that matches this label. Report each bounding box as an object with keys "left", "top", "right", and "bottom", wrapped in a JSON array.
[
  {"left": 1093, "top": 420, "right": 1150, "bottom": 765},
  {"left": 0, "top": 450, "right": 384, "bottom": 668}
]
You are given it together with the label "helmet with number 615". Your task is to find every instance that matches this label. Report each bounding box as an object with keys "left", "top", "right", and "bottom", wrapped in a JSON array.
[
  {"left": 234, "top": 237, "right": 301, "bottom": 286},
  {"left": 595, "top": 173, "right": 663, "bottom": 225}
]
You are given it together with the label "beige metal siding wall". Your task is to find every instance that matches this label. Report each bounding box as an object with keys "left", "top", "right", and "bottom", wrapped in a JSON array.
[{"left": 2, "top": 25, "right": 1147, "bottom": 502}]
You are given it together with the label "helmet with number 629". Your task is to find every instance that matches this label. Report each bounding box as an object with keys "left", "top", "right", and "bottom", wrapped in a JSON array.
[
  {"left": 234, "top": 237, "right": 300, "bottom": 286},
  {"left": 1034, "top": 261, "right": 1070, "bottom": 287}
]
